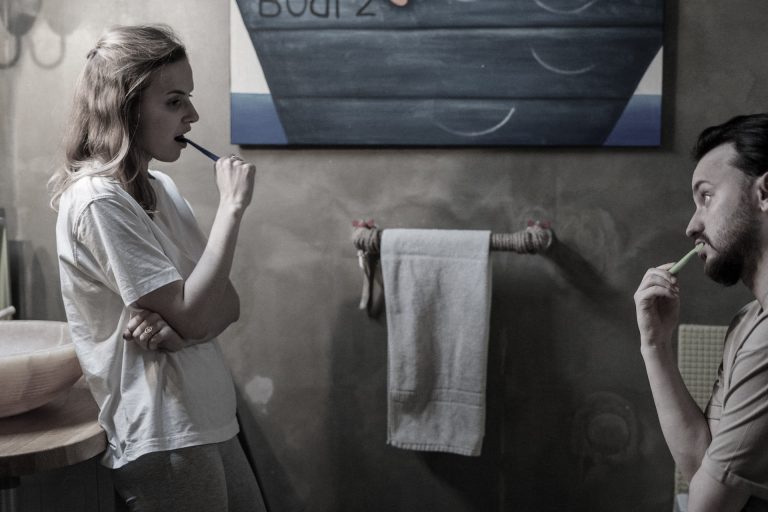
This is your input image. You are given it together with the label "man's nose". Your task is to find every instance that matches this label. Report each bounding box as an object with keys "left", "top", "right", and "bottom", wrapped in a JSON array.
[{"left": 685, "top": 210, "right": 702, "bottom": 239}]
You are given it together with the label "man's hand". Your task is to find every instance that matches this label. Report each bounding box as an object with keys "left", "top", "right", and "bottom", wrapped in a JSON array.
[{"left": 634, "top": 263, "right": 680, "bottom": 350}]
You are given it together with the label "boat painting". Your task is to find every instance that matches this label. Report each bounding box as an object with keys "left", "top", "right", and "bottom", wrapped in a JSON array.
[{"left": 230, "top": 0, "right": 664, "bottom": 146}]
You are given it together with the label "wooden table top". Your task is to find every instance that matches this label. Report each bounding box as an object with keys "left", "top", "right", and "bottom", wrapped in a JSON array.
[{"left": 0, "top": 378, "right": 106, "bottom": 477}]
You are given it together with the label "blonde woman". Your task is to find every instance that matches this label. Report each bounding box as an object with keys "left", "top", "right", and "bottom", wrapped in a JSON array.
[{"left": 50, "top": 25, "right": 265, "bottom": 511}]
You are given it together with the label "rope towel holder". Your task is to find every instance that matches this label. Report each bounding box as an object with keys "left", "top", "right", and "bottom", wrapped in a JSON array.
[{"left": 350, "top": 219, "right": 555, "bottom": 316}]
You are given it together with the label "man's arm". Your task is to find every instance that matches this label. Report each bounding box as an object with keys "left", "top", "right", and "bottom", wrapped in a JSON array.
[
  {"left": 687, "top": 469, "right": 749, "bottom": 512},
  {"left": 635, "top": 265, "right": 713, "bottom": 479},
  {"left": 640, "top": 344, "right": 712, "bottom": 479}
]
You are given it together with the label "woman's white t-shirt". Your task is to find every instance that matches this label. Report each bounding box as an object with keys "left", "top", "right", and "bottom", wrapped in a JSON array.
[{"left": 56, "top": 170, "right": 238, "bottom": 469}]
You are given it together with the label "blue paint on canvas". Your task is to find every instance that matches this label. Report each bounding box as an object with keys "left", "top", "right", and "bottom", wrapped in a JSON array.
[
  {"left": 603, "top": 94, "right": 661, "bottom": 146},
  {"left": 231, "top": 93, "right": 287, "bottom": 145}
]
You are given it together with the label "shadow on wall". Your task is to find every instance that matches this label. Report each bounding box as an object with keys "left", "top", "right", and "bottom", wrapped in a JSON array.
[
  {"left": 492, "top": 266, "right": 571, "bottom": 510},
  {"left": 0, "top": 0, "right": 84, "bottom": 69},
  {"left": 8, "top": 240, "right": 64, "bottom": 320},
  {"left": 418, "top": 298, "right": 506, "bottom": 512},
  {"left": 324, "top": 297, "right": 503, "bottom": 512},
  {"left": 493, "top": 238, "right": 666, "bottom": 510},
  {"left": 660, "top": 0, "right": 679, "bottom": 150},
  {"left": 545, "top": 235, "right": 635, "bottom": 322},
  {"left": 235, "top": 386, "right": 302, "bottom": 512}
]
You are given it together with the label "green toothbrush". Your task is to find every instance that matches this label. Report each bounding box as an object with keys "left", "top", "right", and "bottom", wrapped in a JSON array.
[{"left": 669, "top": 244, "right": 704, "bottom": 275}]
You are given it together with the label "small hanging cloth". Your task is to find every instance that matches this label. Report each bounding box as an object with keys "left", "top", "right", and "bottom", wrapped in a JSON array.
[{"left": 381, "top": 229, "right": 492, "bottom": 456}]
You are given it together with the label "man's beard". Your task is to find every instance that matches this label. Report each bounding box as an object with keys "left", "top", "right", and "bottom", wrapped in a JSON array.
[{"left": 705, "top": 200, "right": 759, "bottom": 286}]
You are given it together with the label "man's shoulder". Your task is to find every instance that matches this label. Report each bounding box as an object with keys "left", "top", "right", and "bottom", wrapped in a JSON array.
[
  {"left": 736, "top": 300, "right": 761, "bottom": 320},
  {"left": 735, "top": 300, "right": 768, "bottom": 349}
]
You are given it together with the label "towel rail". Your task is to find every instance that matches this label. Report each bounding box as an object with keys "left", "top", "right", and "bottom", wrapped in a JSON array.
[
  {"left": 351, "top": 220, "right": 554, "bottom": 316},
  {"left": 352, "top": 220, "right": 554, "bottom": 257}
]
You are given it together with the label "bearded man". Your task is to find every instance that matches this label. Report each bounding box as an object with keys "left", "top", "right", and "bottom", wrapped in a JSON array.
[{"left": 635, "top": 114, "right": 768, "bottom": 512}]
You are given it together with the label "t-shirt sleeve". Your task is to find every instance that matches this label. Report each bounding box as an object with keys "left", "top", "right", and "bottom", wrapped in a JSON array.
[
  {"left": 74, "top": 195, "right": 182, "bottom": 306},
  {"left": 701, "top": 319, "right": 768, "bottom": 500}
]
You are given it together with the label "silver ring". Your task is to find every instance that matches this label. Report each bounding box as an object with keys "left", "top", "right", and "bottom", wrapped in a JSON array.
[{"left": 143, "top": 326, "right": 153, "bottom": 335}]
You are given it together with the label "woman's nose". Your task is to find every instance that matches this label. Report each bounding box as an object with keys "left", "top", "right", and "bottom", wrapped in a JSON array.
[{"left": 185, "top": 102, "right": 199, "bottom": 124}]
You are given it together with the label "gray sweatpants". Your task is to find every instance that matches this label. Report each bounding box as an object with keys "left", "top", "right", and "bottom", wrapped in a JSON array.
[{"left": 113, "top": 436, "right": 267, "bottom": 512}]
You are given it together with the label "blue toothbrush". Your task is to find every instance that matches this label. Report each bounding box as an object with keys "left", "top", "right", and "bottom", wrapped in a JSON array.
[{"left": 175, "top": 136, "right": 220, "bottom": 161}]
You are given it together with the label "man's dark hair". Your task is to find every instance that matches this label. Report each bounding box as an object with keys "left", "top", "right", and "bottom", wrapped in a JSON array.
[{"left": 693, "top": 113, "right": 768, "bottom": 177}]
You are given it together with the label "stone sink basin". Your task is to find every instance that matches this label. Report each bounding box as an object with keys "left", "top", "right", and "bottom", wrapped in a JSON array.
[{"left": 0, "top": 321, "right": 82, "bottom": 418}]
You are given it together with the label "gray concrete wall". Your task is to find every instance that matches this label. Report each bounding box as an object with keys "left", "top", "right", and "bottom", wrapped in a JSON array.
[{"left": 2, "top": 1, "right": 765, "bottom": 510}]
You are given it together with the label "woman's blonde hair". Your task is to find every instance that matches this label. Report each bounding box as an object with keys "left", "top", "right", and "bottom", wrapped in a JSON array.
[{"left": 48, "top": 24, "right": 187, "bottom": 213}]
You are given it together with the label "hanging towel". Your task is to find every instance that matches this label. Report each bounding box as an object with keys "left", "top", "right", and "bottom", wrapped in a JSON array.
[
  {"left": 0, "top": 217, "right": 10, "bottom": 313},
  {"left": 381, "top": 229, "right": 492, "bottom": 456}
]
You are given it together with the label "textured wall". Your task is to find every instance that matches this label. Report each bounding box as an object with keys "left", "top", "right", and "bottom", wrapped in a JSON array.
[{"left": 2, "top": 1, "right": 766, "bottom": 510}]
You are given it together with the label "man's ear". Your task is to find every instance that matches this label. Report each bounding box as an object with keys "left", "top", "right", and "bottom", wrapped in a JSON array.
[{"left": 757, "top": 173, "right": 768, "bottom": 212}]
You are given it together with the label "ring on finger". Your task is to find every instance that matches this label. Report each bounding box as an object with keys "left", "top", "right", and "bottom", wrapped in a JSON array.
[{"left": 143, "top": 326, "right": 154, "bottom": 336}]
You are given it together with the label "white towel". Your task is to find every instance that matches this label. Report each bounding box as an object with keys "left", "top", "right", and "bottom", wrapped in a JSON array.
[
  {"left": 0, "top": 218, "right": 10, "bottom": 313},
  {"left": 381, "top": 229, "right": 492, "bottom": 456}
]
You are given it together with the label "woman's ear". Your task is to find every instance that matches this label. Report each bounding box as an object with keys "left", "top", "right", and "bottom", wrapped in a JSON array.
[{"left": 756, "top": 173, "right": 768, "bottom": 212}]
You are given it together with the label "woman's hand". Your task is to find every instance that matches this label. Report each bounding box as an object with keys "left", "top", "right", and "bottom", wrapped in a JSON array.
[
  {"left": 215, "top": 155, "right": 256, "bottom": 213},
  {"left": 634, "top": 263, "right": 680, "bottom": 351},
  {"left": 123, "top": 309, "right": 185, "bottom": 352}
]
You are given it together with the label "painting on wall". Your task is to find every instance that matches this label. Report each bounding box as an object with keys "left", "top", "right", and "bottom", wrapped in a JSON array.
[{"left": 230, "top": 0, "right": 664, "bottom": 146}]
